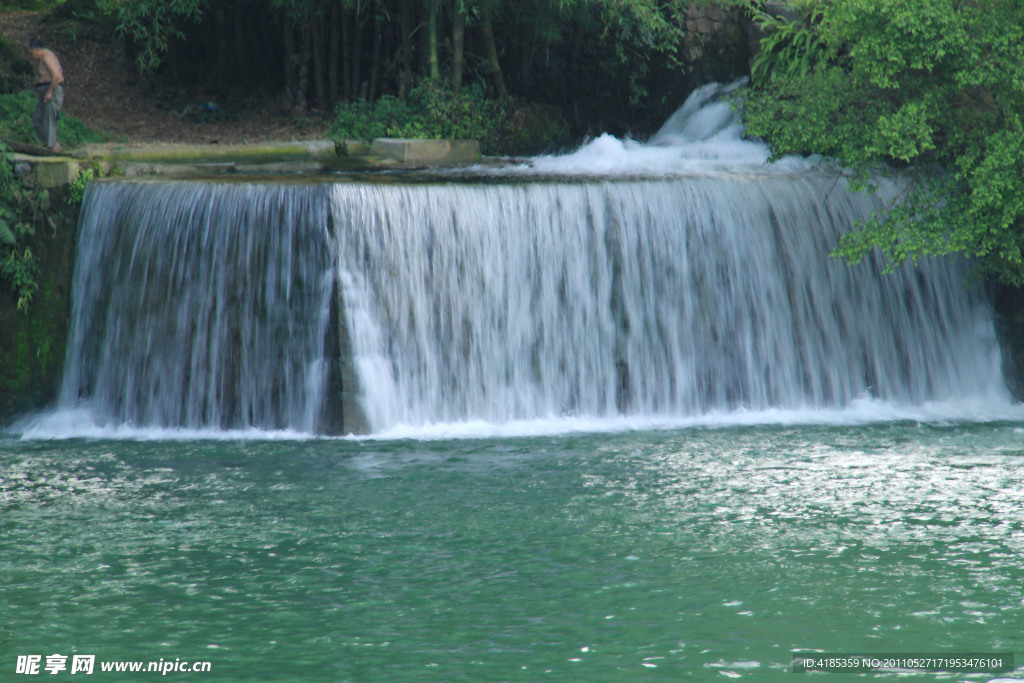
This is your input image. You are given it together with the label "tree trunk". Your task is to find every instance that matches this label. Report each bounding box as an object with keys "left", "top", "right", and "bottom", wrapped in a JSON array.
[
  {"left": 452, "top": 6, "right": 466, "bottom": 94},
  {"left": 297, "top": 23, "right": 312, "bottom": 114},
  {"left": 250, "top": 6, "right": 276, "bottom": 91},
  {"left": 283, "top": 17, "right": 311, "bottom": 116},
  {"left": 481, "top": 6, "right": 509, "bottom": 98},
  {"left": 234, "top": 1, "right": 249, "bottom": 89},
  {"left": 341, "top": 5, "right": 353, "bottom": 100},
  {"left": 283, "top": 18, "right": 297, "bottom": 111},
  {"left": 399, "top": 0, "right": 414, "bottom": 96},
  {"left": 427, "top": 0, "right": 439, "bottom": 81},
  {"left": 214, "top": 4, "right": 230, "bottom": 91},
  {"left": 369, "top": 16, "right": 382, "bottom": 101},
  {"left": 569, "top": 22, "right": 584, "bottom": 130},
  {"left": 351, "top": 3, "right": 364, "bottom": 101},
  {"left": 203, "top": 8, "right": 220, "bottom": 89},
  {"left": 329, "top": 2, "right": 341, "bottom": 105},
  {"left": 417, "top": 0, "right": 430, "bottom": 79},
  {"left": 312, "top": 12, "right": 328, "bottom": 112},
  {"left": 520, "top": 39, "right": 535, "bottom": 90}
]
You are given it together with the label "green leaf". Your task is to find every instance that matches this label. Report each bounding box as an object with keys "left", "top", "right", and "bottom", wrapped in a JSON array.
[{"left": 0, "top": 217, "right": 15, "bottom": 246}]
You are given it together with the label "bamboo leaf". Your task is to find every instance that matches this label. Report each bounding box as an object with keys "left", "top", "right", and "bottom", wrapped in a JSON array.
[{"left": 0, "top": 217, "right": 16, "bottom": 246}]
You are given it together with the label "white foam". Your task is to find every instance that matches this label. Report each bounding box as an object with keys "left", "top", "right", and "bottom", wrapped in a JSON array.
[
  {"left": 351, "top": 395, "right": 1024, "bottom": 442},
  {"left": 11, "top": 408, "right": 317, "bottom": 442},
  {"left": 464, "top": 78, "right": 821, "bottom": 178},
  {"left": 12, "top": 395, "right": 1024, "bottom": 443}
]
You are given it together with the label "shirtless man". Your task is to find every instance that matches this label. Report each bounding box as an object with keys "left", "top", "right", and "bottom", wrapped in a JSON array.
[{"left": 23, "top": 38, "right": 65, "bottom": 153}]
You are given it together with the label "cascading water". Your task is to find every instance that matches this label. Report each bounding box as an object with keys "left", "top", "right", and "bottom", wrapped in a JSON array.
[
  {"left": 58, "top": 181, "right": 333, "bottom": 433},
  {"left": 38, "top": 81, "right": 1015, "bottom": 437},
  {"left": 332, "top": 177, "right": 1004, "bottom": 433}
]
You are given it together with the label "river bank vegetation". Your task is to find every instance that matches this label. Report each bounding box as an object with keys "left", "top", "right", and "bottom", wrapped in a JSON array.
[{"left": 743, "top": 0, "right": 1024, "bottom": 286}]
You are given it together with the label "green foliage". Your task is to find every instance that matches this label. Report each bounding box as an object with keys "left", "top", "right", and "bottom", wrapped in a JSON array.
[
  {"left": 0, "top": 91, "right": 36, "bottom": 143},
  {"left": 0, "top": 37, "right": 20, "bottom": 61},
  {"left": 0, "top": 91, "right": 109, "bottom": 147},
  {"left": 54, "top": 0, "right": 119, "bottom": 22},
  {"left": 743, "top": 0, "right": 1024, "bottom": 284},
  {"left": 88, "top": 0, "right": 747, "bottom": 140},
  {"left": 58, "top": 110, "right": 110, "bottom": 147},
  {"left": 330, "top": 81, "right": 509, "bottom": 154},
  {"left": 113, "top": 0, "right": 203, "bottom": 73},
  {"left": 68, "top": 166, "right": 96, "bottom": 206},
  {"left": 0, "top": 142, "right": 39, "bottom": 312},
  {"left": 0, "top": 279, "right": 66, "bottom": 400},
  {"left": 331, "top": 97, "right": 403, "bottom": 144},
  {"left": 749, "top": 2, "right": 824, "bottom": 80}
]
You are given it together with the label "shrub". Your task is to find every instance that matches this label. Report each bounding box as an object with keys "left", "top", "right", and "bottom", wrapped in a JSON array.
[
  {"left": 0, "top": 91, "right": 108, "bottom": 147},
  {"left": 0, "top": 142, "right": 39, "bottom": 312},
  {"left": 330, "top": 81, "right": 508, "bottom": 154},
  {"left": 744, "top": 0, "right": 1024, "bottom": 285}
]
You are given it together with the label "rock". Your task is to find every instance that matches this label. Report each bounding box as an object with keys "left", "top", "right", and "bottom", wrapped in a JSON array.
[
  {"left": 340, "top": 139, "right": 371, "bottom": 156},
  {"left": 369, "top": 138, "right": 480, "bottom": 164},
  {"left": 34, "top": 159, "right": 80, "bottom": 189}
]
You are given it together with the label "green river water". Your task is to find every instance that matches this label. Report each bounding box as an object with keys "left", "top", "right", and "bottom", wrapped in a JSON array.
[{"left": 3, "top": 423, "right": 1023, "bottom": 681}]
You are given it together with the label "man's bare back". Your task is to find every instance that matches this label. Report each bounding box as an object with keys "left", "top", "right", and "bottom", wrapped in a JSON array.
[{"left": 27, "top": 45, "right": 63, "bottom": 100}]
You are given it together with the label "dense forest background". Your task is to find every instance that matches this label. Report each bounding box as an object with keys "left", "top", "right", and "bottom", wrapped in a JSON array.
[
  {"left": 6, "top": 0, "right": 751, "bottom": 145},
  {"left": 2, "top": 0, "right": 1022, "bottom": 310}
]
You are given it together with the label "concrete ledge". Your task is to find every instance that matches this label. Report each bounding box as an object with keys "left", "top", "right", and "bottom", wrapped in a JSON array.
[
  {"left": 12, "top": 154, "right": 80, "bottom": 189},
  {"left": 9, "top": 137, "right": 484, "bottom": 184},
  {"left": 82, "top": 140, "right": 339, "bottom": 163},
  {"left": 339, "top": 139, "right": 372, "bottom": 156},
  {"left": 371, "top": 138, "right": 480, "bottom": 164}
]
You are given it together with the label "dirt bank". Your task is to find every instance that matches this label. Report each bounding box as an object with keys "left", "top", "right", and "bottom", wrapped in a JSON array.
[{"left": 1, "top": 9, "right": 329, "bottom": 146}]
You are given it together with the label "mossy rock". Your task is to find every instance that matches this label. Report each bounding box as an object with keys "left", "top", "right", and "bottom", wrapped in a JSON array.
[
  {"left": 0, "top": 185, "right": 76, "bottom": 424},
  {"left": 992, "top": 283, "right": 1024, "bottom": 401}
]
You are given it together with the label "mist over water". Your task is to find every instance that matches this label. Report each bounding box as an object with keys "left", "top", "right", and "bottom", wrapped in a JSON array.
[{"left": 15, "top": 82, "right": 1022, "bottom": 440}]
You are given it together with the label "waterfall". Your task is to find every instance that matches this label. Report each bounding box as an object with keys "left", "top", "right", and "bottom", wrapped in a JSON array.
[
  {"left": 332, "top": 176, "right": 1004, "bottom": 432},
  {"left": 46, "top": 82, "right": 1014, "bottom": 437},
  {"left": 59, "top": 181, "right": 333, "bottom": 432}
]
